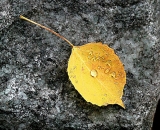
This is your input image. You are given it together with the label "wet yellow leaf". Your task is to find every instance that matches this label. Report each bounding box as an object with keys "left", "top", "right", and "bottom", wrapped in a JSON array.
[
  {"left": 20, "top": 15, "right": 126, "bottom": 108},
  {"left": 67, "top": 42, "right": 126, "bottom": 108}
]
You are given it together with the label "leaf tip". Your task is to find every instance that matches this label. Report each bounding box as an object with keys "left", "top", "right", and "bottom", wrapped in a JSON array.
[{"left": 117, "top": 100, "right": 125, "bottom": 109}]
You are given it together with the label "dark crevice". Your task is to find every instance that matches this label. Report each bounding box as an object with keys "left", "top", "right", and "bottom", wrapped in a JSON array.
[{"left": 152, "top": 99, "right": 160, "bottom": 130}]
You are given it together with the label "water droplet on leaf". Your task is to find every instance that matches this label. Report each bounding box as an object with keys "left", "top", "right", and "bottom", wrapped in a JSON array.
[
  {"left": 104, "top": 64, "right": 111, "bottom": 74},
  {"left": 104, "top": 69, "right": 110, "bottom": 74},
  {"left": 90, "top": 70, "right": 98, "bottom": 77},
  {"left": 106, "top": 60, "right": 112, "bottom": 67},
  {"left": 111, "top": 72, "right": 116, "bottom": 78},
  {"left": 89, "top": 51, "right": 93, "bottom": 55}
]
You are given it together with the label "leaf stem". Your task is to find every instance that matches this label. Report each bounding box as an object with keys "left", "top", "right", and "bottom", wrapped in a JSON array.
[{"left": 20, "top": 15, "right": 74, "bottom": 47}]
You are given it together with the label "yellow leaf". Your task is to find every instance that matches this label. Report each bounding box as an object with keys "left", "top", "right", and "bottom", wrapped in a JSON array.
[
  {"left": 20, "top": 15, "right": 126, "bottom": 108},
  {"left": 67, "top": 42, "right": 126, "bottom": 108}
]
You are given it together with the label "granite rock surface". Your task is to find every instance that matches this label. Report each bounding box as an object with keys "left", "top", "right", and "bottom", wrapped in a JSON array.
[{"left": 0, "top": 0, "right": 160, "bottom": 130}]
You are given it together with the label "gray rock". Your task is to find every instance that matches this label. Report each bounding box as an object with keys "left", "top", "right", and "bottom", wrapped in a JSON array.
[{"left": 0, "top": 0, "right": 159, "bottom": 129}]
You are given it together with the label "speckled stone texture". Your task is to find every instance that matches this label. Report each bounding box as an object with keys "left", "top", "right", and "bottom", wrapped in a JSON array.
[{"left": 0, "top": 0, "right": 160, "bottom": 130}]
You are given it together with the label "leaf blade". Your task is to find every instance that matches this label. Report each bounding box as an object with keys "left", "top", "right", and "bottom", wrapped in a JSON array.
[{"left": 68, "top": 42, "right": 126, "bottom": 108}]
